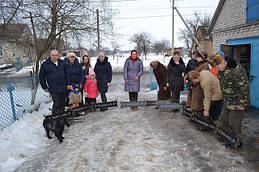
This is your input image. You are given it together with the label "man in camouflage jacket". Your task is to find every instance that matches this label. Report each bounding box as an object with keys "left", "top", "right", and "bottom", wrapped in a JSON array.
[{"left": 217, "top": 58, "right": 249, "bottom": 139}]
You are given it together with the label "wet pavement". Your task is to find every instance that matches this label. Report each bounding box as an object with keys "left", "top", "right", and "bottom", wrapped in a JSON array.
[{"left": 15, "top": 74, "right": 259, "bottom": 172}]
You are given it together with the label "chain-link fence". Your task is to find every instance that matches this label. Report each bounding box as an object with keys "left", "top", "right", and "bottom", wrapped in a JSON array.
[{"left": 0, "top": 74, "right": 51, "bottom": 131}]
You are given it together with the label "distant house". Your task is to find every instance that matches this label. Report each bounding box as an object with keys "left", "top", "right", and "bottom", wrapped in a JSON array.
[
  {"left": 0, "top": 24, "right": 34, "bottom": 64},
  {"left": 209, "top": 0, "right": 259, "bottom": 108},
  {"left": 37, "top": 38, "right": 65, "bottom": 60},
  {"left": 193, "top": 26, "right": 213, "bottom": 57}
]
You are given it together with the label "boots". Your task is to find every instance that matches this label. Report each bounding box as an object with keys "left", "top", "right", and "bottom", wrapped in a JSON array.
[{"left": 100, "top": 98, "right": 107, "bottom": 112}]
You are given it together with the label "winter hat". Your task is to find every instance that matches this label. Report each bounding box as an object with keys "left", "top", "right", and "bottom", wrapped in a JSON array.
[
  {"left": 150, "top": 61, "right": 159, "bottom": 70},
  {"left": 67, "top": 52, "right": 76, "bottom": 58},
  {"left": 214, "top": 52, "right": 225, "bottom": 65},
  {"left": 98, "top": 52, "right": 105, "bottom": 57},
  {"left": 73, "top": 83, "right": 80, "bottom": 89},
  {"left": 89, "top": 68, "right": 95, "bottom": 76}
]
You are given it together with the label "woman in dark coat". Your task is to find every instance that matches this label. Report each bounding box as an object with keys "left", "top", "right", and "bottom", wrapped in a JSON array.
[
  {"left": 66, "top": 53, "right": 84, "bottom": 87},
  {"left": 123, "top": 50, "right": 143, "bottom": 110},
  {"left": 65, "top": 52, "right": 84, "bottom": 106},
  {"left": 81, "top": 55, "right": 91, "bottom": 104},
  {"left": 94, "top": 52, "right": 112, "bottom": 109},
  {"left": 150, "top": 61, "right": 170, "bottom": 100},
  {"left": 166, "top": 51, "right": 185, "bottom": 104}
]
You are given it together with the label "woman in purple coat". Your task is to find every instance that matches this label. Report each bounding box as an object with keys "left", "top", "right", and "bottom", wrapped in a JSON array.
[{"left": 123, "top": 50, "right": 143, "bottom": 110}]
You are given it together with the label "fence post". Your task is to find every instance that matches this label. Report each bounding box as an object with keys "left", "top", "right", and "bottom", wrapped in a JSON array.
[
  {"left": 7, "top": 79, "right": 16, "bottom": 121},
  {"left": 16, "top": 57, "right": 22, "bottom": 72}
]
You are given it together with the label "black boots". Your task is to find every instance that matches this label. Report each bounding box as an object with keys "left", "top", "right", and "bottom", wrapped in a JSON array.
[{"left": 100, "top": 98, "right": 108, "bottom": 112}]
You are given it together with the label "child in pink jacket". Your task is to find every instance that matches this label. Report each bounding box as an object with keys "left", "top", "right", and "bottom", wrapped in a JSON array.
[{"left": 84, "top": 68, "right": 98, "bottom": 111}]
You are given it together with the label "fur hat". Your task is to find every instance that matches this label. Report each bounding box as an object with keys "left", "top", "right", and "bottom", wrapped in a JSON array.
[
  {"left": 89, "top": 68, "right": 95, "bottom": 76},
  {"left": 150, "top": 61, "right": 159, "bottom": 70},
  {"left": 67, "top": 52, "right": 76, "bottom": 58}
]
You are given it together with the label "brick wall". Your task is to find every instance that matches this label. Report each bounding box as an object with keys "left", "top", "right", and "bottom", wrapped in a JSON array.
[{"left": 211, "top": 0, "right": 259, "bottom": 53}]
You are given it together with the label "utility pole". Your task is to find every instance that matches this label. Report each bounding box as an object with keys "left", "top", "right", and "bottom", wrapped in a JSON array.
[
  {"left": 174, "top": 7, "right": 203, "bottom": 51},
  {"left": 171, "top": 0, "right": 175, "bottom": 56},
  {"left": 96, "top": 9, "right": 100, "bottom": 53}
]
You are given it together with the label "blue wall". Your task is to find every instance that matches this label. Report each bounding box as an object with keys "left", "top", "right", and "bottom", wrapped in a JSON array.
[{"left": 227, "top": 36, "right": 259, "bottom": 109}]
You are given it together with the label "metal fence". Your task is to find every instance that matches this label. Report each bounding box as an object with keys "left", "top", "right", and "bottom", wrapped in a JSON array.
[{"left": 0, "top": 74, "right": 51, "bottom": 131}]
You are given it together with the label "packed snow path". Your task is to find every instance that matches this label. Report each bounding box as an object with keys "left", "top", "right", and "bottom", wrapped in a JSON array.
[{"left": 1, "top": 74, "right": 257, "bottom": 172}]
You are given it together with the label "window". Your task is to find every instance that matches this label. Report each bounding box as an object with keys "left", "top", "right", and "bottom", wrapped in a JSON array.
[
  {"left": 246, "top": 0, "right": 259, "bottom": 22},
  {"left": 0, "top": 47, "right": 3, "bottom": 56}
]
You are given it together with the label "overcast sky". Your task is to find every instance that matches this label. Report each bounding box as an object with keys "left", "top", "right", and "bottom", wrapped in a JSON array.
[{"left": 104, "top": 0, "right": 219, "bottom": 50}]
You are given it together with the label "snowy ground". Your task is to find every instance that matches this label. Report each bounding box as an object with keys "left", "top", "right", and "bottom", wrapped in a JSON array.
[{"left": 0, "top": 74, "right": 257, "bottom": 172}]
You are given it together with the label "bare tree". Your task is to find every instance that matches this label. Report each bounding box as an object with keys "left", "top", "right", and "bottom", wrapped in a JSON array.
[
  {"left": 130, "top": 32, "right": 152, "bottom": 59},
  {"left": 0, "top": 0, "right": 23, "bottom": 34},
  {"left": 177, "top": 12, "right": 211, "bottom": 56},
  {"left": 111, "top": 41, "right": 119, "bottom": 60},
  {"left": 16, "top": 0, "right": 114, "bottom": 74},
  {"left": 152, "top": 39, "right": 170, "bottom": 55},
  {"left": 178, "top": 29, "right": 192, "bottom": 56}
]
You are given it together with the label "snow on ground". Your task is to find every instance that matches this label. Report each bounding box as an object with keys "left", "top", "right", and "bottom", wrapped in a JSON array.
[
  {"left": 0, "top": 102, "right": 52, "bottom": 172},
  {"left": 0, "top": 64, "right": 13, "bottom": 69},
  {"left": 10, "top": 66, "right": 34, "bottom": 77},
  {"left": 0, "top": 74, "right": 256, "bottom": 172}
]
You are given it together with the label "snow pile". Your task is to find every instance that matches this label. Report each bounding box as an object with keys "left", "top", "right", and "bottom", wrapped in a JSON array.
[
  {"left": 11, "top": 66, "right": 34, "bottom": 77},
  {"left": 0, "top": 102, "right": 52, "bottom": 172},
  {"left": 0, "top": 64, "right": 13, "bottom": 70}
]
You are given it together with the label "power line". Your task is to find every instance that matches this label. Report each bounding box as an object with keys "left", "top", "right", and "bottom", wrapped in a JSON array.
[
  {"left": 113, "top": 13, "right": 214, "bottom": 20},
  {"left": 114, "top": 6, "right": 215, "bottom": 11}
]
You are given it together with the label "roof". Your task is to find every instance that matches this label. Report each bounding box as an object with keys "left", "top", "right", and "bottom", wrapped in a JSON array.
[
  {"left": 208, "top": 0, "right": 226, "bottom": 33},
  {"left": 0, "top": 23, "right": 29, "bottom": 40}
]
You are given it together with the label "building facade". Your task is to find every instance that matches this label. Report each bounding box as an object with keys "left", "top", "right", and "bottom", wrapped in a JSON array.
[
  {"left": 193, "top": 26, "right": 213, "bottom": 57},
  {"left": 0, "top": 24, "right": 35, "bottom": 64},
  {"left": 209, "top": 0, "right": 259, "bottom": 108}
]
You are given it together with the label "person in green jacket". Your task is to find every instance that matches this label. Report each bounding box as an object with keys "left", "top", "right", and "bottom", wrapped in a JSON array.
[{"left": 215, "top": 53, "right": 249, "bottom": 145}]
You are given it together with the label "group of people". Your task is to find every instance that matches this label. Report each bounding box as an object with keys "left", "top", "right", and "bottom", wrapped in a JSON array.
[
  {"left": 39, "top": 50, "right": 112, "bottom": 113},
  {"left": 39, "top": 49, "right": 144, "bottom": 113},
  {"left": 39, "top": 49, "right": 249, "bottom": 144},
  {"left": 150, "top": 50, "right": 249, "bottom": 145}
]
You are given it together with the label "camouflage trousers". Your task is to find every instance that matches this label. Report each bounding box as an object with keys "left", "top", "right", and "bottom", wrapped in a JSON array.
[{"left": 219, "top": 106, "right": 245, "bottom": 137}]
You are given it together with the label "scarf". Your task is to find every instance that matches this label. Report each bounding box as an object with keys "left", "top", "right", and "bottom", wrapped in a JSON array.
[{"left": 131, "top": 55, "right": 138, "bottom": 62}]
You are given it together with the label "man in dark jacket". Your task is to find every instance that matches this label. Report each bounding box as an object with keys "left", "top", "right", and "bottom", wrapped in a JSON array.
[
  {"left": 94, "top": 52, "right": 112, "bottom": 111},
  {"left": 216, "top": 56, "right": 249, "bottom": 146},
  {"left": 39, "top": 49, "right": 68, "bottom": 114},
  {"left": 166, "top": 51, "right": 185, "bottom": 105}
]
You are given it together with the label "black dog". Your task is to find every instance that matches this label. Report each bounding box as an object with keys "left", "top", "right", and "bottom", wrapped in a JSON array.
[{"left": 43, "top": 116, "right": 70, "bottom": 142}]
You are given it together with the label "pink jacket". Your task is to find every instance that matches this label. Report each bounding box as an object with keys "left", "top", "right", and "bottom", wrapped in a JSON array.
[{"left": 84, "top": 76, "right": 98, "bottom": 98}]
